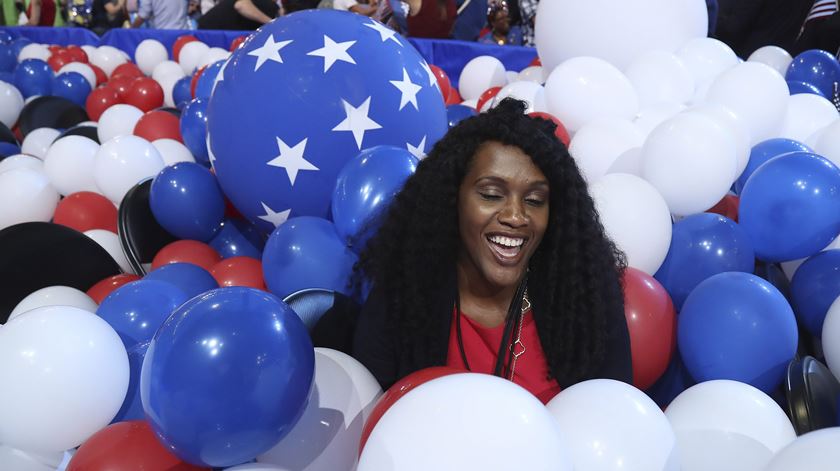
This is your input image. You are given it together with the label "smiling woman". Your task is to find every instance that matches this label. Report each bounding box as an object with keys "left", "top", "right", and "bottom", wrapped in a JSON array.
[{"left": 351, "top": 98, "right": 632, "bottom": 403}]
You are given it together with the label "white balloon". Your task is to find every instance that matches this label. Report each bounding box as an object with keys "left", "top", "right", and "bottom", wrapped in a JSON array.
[
  {"left": 152, "top": 60, "right": 186, "bottom": 83},
  {"left": 91, "top": 46, "right": 128, "bottom": 77},
  {"left": 199, "top": 47, "right": 230, "bottom": 69},
  {"left": 0, "top": 168, "right": 59, "bottom": 230},
  {"left": 534, "top": 0, "right": 707, "bottom": 71},
  {"left": 765, "top": 427, "right": 840, "bottom": 471},
  {"left": 504, "top": 70, "right": 519, "bottom": 85},
  {"left": 461, "top": 98, "right": 478, "bottom": 110},
  {"left": 588, "top": 173, "right": 672, "bottom": 274},
  {"left": 57, "top": 62, "right": 96, "bottom": 89},
  {"left": 671, "top": 429, "right": 774, "bottom": 471},
  {"left": 641, "top": 112, "right": 738, "bottom": 216},
  {"left": 706, "top": 62, "right": 789, "bottom": 144},
  {"left": 358, "top": 373, "right": 572, "bottom": 471},
  {"left": 21, "top": 128, "right": 61, "bottom": 159},
  {"left": 606, "top": 147, "right": 643, "bottom": 176},
  {"left": 0, "top": 306, "right": 129, "bottom": 453},
  {"left": 517, "top": 65, "right": 545, "bottom": 84},
  {"left": 675, "top": 37, "right": 739, "bottom": 86},
  {"left": 9, "top": 286, "right": 98, "bottom": 322},
  {"left": 492, "top": 81, "right": 547, "bottom": 113},
  {"left": 83, "top": 229, "right": 132, "bottom": 273},
  {"left": 544, "top": 56, "right": 639, "bottom": 132},
  {"left": 569, "top": 119, "right": 644, "bottom": 182},
  {"left": 228, "top": 465, "right": 284, "bottom": 471},
  {"left": 134, "top": 39, "right": 168, "bottom": 76},
  {"left": 547, "top": 379, "right": 679, "bottom": 471},
  {"left": 97, "top": 104, "right": 143, "bottom": 143},
  {"left": 17, "top": 43, "right": 50, "bottom": 62},
  {"left": 747, "top": 46, "right": 793, "bottom": 76},
  {"left": 665, "top": 380, "right": 796, "bottom": 467},
  {"left": 781, "top": 235, "right": 840, "bottom": 280},
  {"left": 158, "top": 73, "right": 182, "bottom": 108},
  {"left": 178, "top": 41, "right": 210, "bottom": 75},
  {"left": 821, "top": 296, "right": 840, "bottom": 383},
  {"left": 634, "top": 102, "right": 687, "bottom": 138},
  {"left": 257, "top": 348, "right": 382, "bottom": 470},
  {"left": 0, "top": 80, "right": 24, "bottom": 128},
  {"left": 81, "top": 45, "right": 97, "bottom": 59},
  {"left": 44, "top": 135, "right": 100, "bottom": 196},
  {"left": 778, "top": 94, "right": 839, "bottom": 143},
  {"left": 458, "top": 56, "right": 507, "bottom": 101},
  {"left": 810, "top": 119, "right": 840, "bottom": 169},
  {"left": 689, "top": 103, "right": 751, "bottom": 179},
  {"left": 94, "top": 135, "right": 164, "bottom": 204},
  {"left": 0, "top": 444, "right": 64, "bottom": 471},
  {"left": 625, "top": 51, "right": 695, "bottom": 108},
  {"left": 0, "top": 154, "right": 44, "bottom": 174},
  {"left": 152, "top": 138, "right": 195, "bottom": 165}
]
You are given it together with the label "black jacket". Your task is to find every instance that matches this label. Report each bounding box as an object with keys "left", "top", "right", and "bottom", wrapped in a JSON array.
[{"left": 351, "top": 269, "right": 634, "bottom": 391}]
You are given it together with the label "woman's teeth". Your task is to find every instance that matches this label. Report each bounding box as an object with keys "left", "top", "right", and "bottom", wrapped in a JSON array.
[{"left": 488, "top": 235, "right": 524, "bottom": 247}]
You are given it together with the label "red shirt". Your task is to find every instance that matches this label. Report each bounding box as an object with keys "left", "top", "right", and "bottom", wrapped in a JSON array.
[
  {"left": 27, "top": 0, "right": 56, "bottom": 26},
  {"left": 446, "top": 307, "right": 562, "bottom": 404},
  {"left": 406, "top": 0, "right": 456, "bottom": 39}
]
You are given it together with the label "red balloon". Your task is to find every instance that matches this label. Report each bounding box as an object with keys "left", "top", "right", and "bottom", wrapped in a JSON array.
[
  {"left": 47, "top": 50, "right": 74, "bottom": 72},
  {"left": 86, "top": 86, "right": 122, "bottom": 121},
  {"left": 224, "top": 198, "right": 243, "bottom": 219},
  {"left": 65, "top": 45, "right": 88, "bottom": 63},
  {"left": 47, "top": 45, "right": 63, "bottom": 54},
  {"left": 229, "top": 35, "right": 247, "bottom": 52},
  {"left": 210, "top": 256, "right": 266, "bottom": 289},
  {"left": 529, "top": 56, "right": 541, "bottom": 67},
  {"left": 445, "top": 86, "right": 462, "bottom": 105},
  {"left": 106, "top": 74, "right": 136, "bottom": 100},
  {"left": 124, "top": 76, "right": 164, "bottom": 112},
  {"left": 53, "top": 191, "right": 118, "bottom": 233},
  {"left": 90, "top": 63, "right": 108, "bottom": 86},
  {"left": 111, "top": 61, "right": 144, "bottom": 80},
  {"left": 153, "top": 240, "right": 222, "bottom": 271},
  {"left": 528, "top": 111, "right": 571, "bottom": 146},
  {"left": 190, "top": 65, "right": 207, "bottom": 99},
  {"left": 706, "top": 194, "right": 740, "bottom": 222},
  {"left": 173, "top": 35, "right": 199, "bottom": 62},
  {"left": 67, "top": 420, "right": 207, "bottom": 471},
  {"left": 622, "top": 267, "right": 676, "bottom": 390},
  {"left": 359, "top": 367, "right": 464, "bottom": 454},
  {"left": 429, "top": 64, "right": 452, "bottom": 99},
  {"left": 87, "top": 273, "right": 141, "bottom": 303},
  {"left": 475, "top": 86, "right": 502, "bottom": 112},
  {"left": 134, "top": 109, "right": 183, "bottom": 143}
]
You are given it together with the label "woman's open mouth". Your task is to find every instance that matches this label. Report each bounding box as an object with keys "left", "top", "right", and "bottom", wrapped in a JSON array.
[{"left": 486, "top": 234, "right": 527, "bottom": 264}]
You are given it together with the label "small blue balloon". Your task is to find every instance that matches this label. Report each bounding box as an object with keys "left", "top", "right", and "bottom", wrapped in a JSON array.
[
  {"left": 787, "top": 80, "right": 826, "bottom": 98},
  {"left": 150, "top": 162, "right": 226, "bottom": 241},
  {"left": 654, "top": 213, "right": 755, "bottom": 310},
  {"left": 209, "top": 218, "right": 265, "bottom": 259},
  {"left": 180, "top": 97, "right": 209, "bottom": 163},
  {"left": 141, "top": 287, "right": 315, "bottom": 467},
  {"left": 0, "top": 142, "right": 20, "bottom": 158},
  {"left": 13, "top": 58, "right": 53, "bottom": 98},
  {"left": 332, "top": 145, "right": 417, "bottom": 253},
  {"left": 10, "top": 37, "right": 32, "bottom": 59},
  {"left": 112, "top": 340, "right": 150, "bottom": 423},
  {"left": 678, "top": 272, "right": 798, "bottom": 393},
  {"left": 0, "top": 44, "right": 15, "bottom": 73},
  {"left": 739, "top": 152, "right": 840, "bottom": 262},
  {"left": 144, "top": 262, "right": 219, "bottom": 299},
  {"left": 51, "top": 71, "right": 92, "bottom": 107},
  {"left": 172, "top": 75, "right": 193, "bottom": 109},
  {"left": 446, "top": 104, "right": 477, "bottom": 128},
  {"left": 96, "top": 279, "right": 190, "bottom": 350},
  {"left": 262, "top": 216, "right": 358, "bottom": 299},
  {"left": 735, "top": 138, "right": 812, "bottom": 194},
  {"left": 791, "top": 249, "right": 840, "bottom": 336},
  {"left": 644, "top": 350, "right": 695, "bottom": 409},
  {"left": 786, "top": 49, "right": 840, "bottom": 98},
  {"left": 194, "top": 59, "right": 224, "bottom": 100}
]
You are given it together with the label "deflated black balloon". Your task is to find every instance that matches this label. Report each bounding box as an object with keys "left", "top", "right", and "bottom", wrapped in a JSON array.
[
  {"left": 17, "top": 96, "right": 89, "bottom": 138},
  {"left": 55, "top": 124, "right": 99, "bottom": 144},
  {"left": 118, "top": 179, "right": 177, "bottom": 276},
  {"left": 0, "top": 121, "right": 17, "bottom": 145},
  {"left": 785, "top": 356, "right": 840, "bottom": 435}
]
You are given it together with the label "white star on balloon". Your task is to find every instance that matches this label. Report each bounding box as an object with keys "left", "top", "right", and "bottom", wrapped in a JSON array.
[
  {"left": 389, "top": 68, "right": 423, "bottom": 111},
  {"left": 332, "top": 97, "right": 382, "bottom": 149},
  {"left": 266, "top": 137, "right": 319, "bottom": 186},
  {"left": 407, "top": 135, "right": 427, "bottom": 160},
  {"left": 307, "top": 35, "right": 357, "bottom": 73},
  {"left": 247, "top": 34, "right": 293, "bottom": 72},
  {"left": 419, "top": 61, "right": 439, "bottom": 88},
  {"left": 258, "top": 201, "right": 291, "bottom": 227},
  {"left": 363, "top": 20, "right": 402, "bottom": 46}
]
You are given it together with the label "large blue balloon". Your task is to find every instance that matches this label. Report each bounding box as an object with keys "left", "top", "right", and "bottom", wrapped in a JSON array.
[
  {"left": 262, "top": 216, "right": 358, "bottom": 299},
  {"left": 141, "top": 287, "right": 314, "bottom": 467},
  {"left": 208, "top": 9, "right": 447, "bottom": 232},
  {"left": 0, "top": 31, "right": 11, "bottom": 44},
  {"left": 51, "top": 71, "right": 91, "bottom": 107},
  {"left": 180, "top": 97, "right": 209, "bottom": 164},
  {"left": 787, "top": 80, "right": 826, "bottom": 98},
  {"left": 785, "top": 49, "right": 840, "bottom": 98},
  {"left": 446, "top": 104, "right": 477, "bottom": 128},
  {"left": 735, "top": 138, "right": 812, "bottom": 194},
  {"left": 0, "top": 44, "right": 15, "bottom": 73},
  {"left": 112, "top": 340, "right": 150, "bottom": 423},
  {"left": 209, "top": 218, "right": 265, "bottom": 259},
  {"left": 96, "top": 279, "right": 190, "bottom": 350},
  {"left": 9, "top": 38, "right": 32, "bottom": 59},
  {"left": 332, "top": 145, "right": 417, "bottom": 252},
  {"left": 654, "top": 213, "right": 755, "bottom": 310},
  {"left": 13, "top": 58, "right": 52, "bottom": 98},
  {"left": 791, "top": 249, "right": 840, "bottom": 336},
  {"left": 144, "top": 262, "right": 219, "bottom": 299},
  {"left": 739, "top": 152, "right": 840, "bottom": 262},
  {"left": 150, "top": 162, "right": 226, "bottom": 241},
  {"left": 172, "top": 75, "right": 193, "bottom": 109},
  {"left": 678, "top": 272, "right": 798, "bottom": 393},
  {"left": 194, "top": 59, "right": 224, "bottom": 100}
]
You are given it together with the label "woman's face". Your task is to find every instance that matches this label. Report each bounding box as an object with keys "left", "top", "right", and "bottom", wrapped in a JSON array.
[{"left": 457, "top": 142, "right": 549, "bottom": 293}]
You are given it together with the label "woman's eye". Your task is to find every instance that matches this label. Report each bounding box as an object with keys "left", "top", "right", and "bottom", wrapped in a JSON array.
[
  {"left": 479, "top": 192, "right": 502, "bottom": 200},
  {"left": 526, "top": 198, "right": 546, "bottom": 206}
]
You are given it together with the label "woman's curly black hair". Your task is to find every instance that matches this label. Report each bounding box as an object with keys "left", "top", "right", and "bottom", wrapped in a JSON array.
[{"left": 356, "top": 98, "right": 627, "bottom": 387}]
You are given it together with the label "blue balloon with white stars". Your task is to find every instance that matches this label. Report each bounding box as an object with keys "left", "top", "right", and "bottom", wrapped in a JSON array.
[{"left": 207, "top": 10, "right": 447, "bottom": 233}]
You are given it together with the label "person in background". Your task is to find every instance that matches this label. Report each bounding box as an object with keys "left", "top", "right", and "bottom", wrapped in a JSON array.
[
  {"left": 25, "top": 0, "right": 56, "bottom": 25},
  {"left": 90, "top": 0, "right": 127, "bottom": 34},
  {"left": 715, "top": 0, "right": 813, "bottom": 57},
  {"left": 405, "top": 0, "right": 456, "bottom": 38},
  {"left": 517, "top": 0, "right": 535, "bottom": 46},
  {"left": 198, "top": 0, "right": 281, "bottom": 29},
  {"left": 131, "top": 0, "right": 191, "bottom": 29},
  {"left": 793, "top": 1, "right": 840, "bottom": 56},
  {"left": 332, "top": 0, "right": 378, "bottom": 17},
  {"left": 478, "top": 1, "right": 521, "bottom": 45}
]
